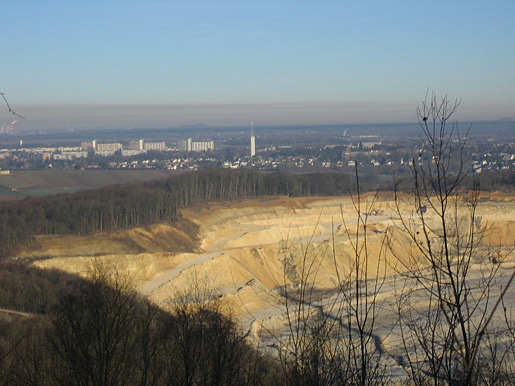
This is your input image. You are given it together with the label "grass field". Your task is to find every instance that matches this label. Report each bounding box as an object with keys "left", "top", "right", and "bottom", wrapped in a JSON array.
[{"left": 0, "top": 169, "right": 181, "bottom": 199}]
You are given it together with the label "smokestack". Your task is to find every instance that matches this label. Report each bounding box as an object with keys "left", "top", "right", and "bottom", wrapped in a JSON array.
[
  {"left": 250, "top": 121, "right": 255, "bottom": 158},
  {"left": 8, "top": 119, "right": 17, "bottom": 134}
]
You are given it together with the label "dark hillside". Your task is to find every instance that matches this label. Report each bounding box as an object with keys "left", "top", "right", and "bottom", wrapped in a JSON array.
[{"left": 0, "top": 261, "right": 277, "bottom": 386}]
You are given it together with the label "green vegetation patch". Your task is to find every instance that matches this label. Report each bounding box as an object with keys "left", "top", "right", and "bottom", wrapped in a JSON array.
[{"left": 0, "top": 175, "right": 33, "bottom": 189}]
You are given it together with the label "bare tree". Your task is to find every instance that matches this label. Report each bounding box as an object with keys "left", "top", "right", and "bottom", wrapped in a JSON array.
[
  {"left": 274, "top": 223, "right": 345, "bottom": 386},
  {"left": 47, "top": 260, "right": 153, "bottom": 386},
  {"left": 335, "top": 169, "right": 391, "bottom": 385},
  {"left": 163, "top": 271, "right": 265, "bottom": 386},
  {"left": 390, "top": 92, "right": 515, "bottom": 385},
  {"left": 5, "top": 319, "right": 51, "bottom": 386},
  {"left": 263, "top": 169, "right": 390, "bottom": 385}
]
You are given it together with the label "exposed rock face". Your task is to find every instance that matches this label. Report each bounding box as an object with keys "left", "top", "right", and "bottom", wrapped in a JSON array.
[{"left": 30, "top": 194, "right": 514, "bottom": 317}]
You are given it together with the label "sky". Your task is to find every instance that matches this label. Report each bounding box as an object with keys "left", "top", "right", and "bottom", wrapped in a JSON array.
[{"left": 1, "top": 1, "right": 514, "bottom": 131}]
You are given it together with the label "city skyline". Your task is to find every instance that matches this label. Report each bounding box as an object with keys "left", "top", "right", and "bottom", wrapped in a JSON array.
[{"left": 1, "top": 1, "right": 514, "bottom": 130}]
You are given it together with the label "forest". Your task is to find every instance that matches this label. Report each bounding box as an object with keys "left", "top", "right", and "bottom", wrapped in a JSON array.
[
  {"left": 0, "top": 169, "right": 357, "bottom": 257},
  {"left": 0, "top": 167, "right": 512, "bottom": 258},
  {"left": 0, "top": 261, "right": 282, "bottom": 386}
]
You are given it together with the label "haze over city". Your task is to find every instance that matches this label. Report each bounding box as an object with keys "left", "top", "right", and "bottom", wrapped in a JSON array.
[{"left": 1, "top": 1, "right": 514, "bottom": 130}]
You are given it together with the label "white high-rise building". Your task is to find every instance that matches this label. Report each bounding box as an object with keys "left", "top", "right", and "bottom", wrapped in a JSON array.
[
  {"left": 128, "top": 139, "right": 144, "bottom": 150},
  {"left": 178, "top": 138, "right": 213, "bottom": 152},
  {"left": 144, "top": 141, "right": 166, "bottom": 151},
  {"left": 250, "top": 121, "right": 256, "bottom": 157},
  {"left": 178, "top": 139, "right": 187, "bottom": 151},
  {"left": 191, "top": 140, "right": 214, "bottom": 152},
  {"left": 81, "top": 140, "right": 95, "bottom": 151},
  {"left": 96, "top": 142, "right": 122, "bottom": 152},
  {"left": 250, "top": 136, "right": 255, "bottom": 157}
]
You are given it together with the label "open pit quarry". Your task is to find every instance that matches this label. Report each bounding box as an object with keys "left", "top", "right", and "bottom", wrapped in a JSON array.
[{"left": 27, "top": 193, "right": 515, "bottom": 374}]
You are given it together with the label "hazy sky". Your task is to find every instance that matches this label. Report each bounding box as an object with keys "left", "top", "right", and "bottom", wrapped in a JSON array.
[{"left": 1, "top": 1, "right": 514, "bottom": 130}]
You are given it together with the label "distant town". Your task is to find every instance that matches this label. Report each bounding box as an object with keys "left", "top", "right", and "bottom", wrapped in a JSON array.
[{"left": 0, "top": 122, "right": 513, "bottom": 176}]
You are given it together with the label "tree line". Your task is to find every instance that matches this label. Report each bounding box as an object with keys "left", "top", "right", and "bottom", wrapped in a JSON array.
[{"left": 0, "top": 169, "right": 355, "bottom": 257}]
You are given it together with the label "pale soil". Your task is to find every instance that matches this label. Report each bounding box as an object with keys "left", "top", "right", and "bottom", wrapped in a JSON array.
[
  {"left": 20, "top": 221, "right": 197, "bottom": 260},
  {"left": 24, "top": 193, "right": 515, "bottom": 381},
  {"left": 29, "top": 194, "right": 515, "bottom": 315}
]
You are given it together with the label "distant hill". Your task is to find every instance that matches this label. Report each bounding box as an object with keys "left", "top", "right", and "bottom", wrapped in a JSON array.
[{"left": 175, "top": 123, "right": 212, "bottom": 130}]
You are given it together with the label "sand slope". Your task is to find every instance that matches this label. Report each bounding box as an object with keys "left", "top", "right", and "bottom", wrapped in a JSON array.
[{"left": 29, "top": 194, "right": 515, "bottom": 319}]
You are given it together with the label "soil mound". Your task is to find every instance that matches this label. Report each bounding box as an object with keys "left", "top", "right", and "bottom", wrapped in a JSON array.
[{"left": 20, "top": 219, "right": 199, "bottom": 259}]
